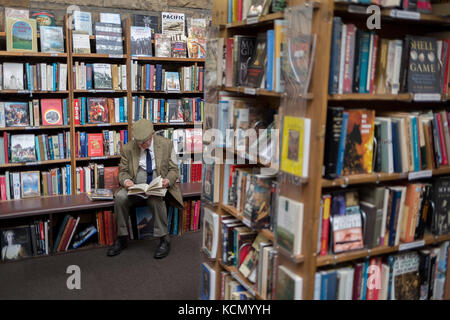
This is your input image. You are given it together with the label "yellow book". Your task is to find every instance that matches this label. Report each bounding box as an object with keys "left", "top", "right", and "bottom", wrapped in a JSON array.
[
  {"left": 274, "top": 19, "right": 286, "bottom": 92},
  {"left": 6, "top": 17, "right": 38, "bottom": 53},
  {"left": 281, "top": 116, "right": 311, "bottom": 178}
]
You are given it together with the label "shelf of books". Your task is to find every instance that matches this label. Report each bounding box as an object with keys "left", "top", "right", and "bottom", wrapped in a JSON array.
[
  {"left": 204, "top": 0, "right": 450, "bottom": 301},
  {"left": 0, "top": 8, "right": 207, "bottom": 263}
]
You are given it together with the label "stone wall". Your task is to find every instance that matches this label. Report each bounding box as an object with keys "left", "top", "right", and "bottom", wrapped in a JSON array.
[{"left": 0, "top": 0, "right": 212, "bottom": 30}]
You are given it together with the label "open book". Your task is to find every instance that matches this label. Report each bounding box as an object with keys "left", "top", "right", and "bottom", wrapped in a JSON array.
[{"left": 127, "top": 176, "right": 168, "bottom": 198}]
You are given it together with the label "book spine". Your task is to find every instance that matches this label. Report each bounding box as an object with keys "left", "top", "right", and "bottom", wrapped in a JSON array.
[
  {"left": 358, "top": 32, "right": 371, "bottom": 94},
  {"left": 436, "top": 113, "right": 448, "bottom": 166},
  {"left": 336, "top": 111, "right": 349, "bottom": 176},
  {"left": 328, "top": 17, "right": 342, "bottom": 94},
  {"left": 343, "top": 24, "right": 355, "bottom": 93},
  {"left": 411, "top": 116, "right": 421, "bottom": 171},
  {"left": 320, "top": 195, "right": 331, "bottom": 256}
]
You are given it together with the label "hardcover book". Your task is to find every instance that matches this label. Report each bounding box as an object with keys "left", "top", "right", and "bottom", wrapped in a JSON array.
[
  {"left": 4, "top": 7, "right": 29, "bottom": 19},
  {"left": 2, "top": 62, "right": 24, "bottom": 90},
  {"left": 6, "top": 18, "right": 37, "bottom": 52},
  {"left": 4, "top": 102, "right": 29, "bottom": 127},
  {"left": 276, "top": 265, "right": 303, "bottom": 300},
  {"left": 406, "top": 36, "right": 441, "bottom": 94},
  {"left": 171, "top": 35, "right": 187, "bottom": 58},
  {"left": 154, "top": 33, "right": 172, "bottom": 57},
  {"left": 1, "top": 226, "right": 32, "bottom": 261},
  {"left": 95, "top": 22, "right": 123, "bottom": 55},
  {"left": 99, "top": 13, "right": 121, "bottom": 25},
  {"left": 187, "top": 37, "right": 207, "bottom": 59},
  {"left": 130, "top": 26, "right": 153, "bottom": 56},
  {"left": 39, "top": 26, "right": 64, "bottom": 53},
  {"left": 165, "top": 72, "right": 181, "bottom": 92},
  {"left": 31, "top": 11, "right": 56, "bottom": 28},
  {"left": 343, "top": 109, "right": 375, "bottom": 175},
  {"left": 167, "top": 99, "right": 184, "bottom": 122},
  {"left": 135, "top": 206, "right": 154, "bottom": 239},
  {"left": 72, "top": 31, "right": 91, "bottom": 54},
  {"left": 93, "top": 64, "right": 113, "bottom": 89},
  {"left": 87, "top": 133, "right": 104, "bottom": 157},
  {"left": 133, "top": 14, "right": 159, "bottom": 36},
  {"left": 40, "top": 99, "right": 63, "bottom": 126},
  {"left": 201, "top": 262, "right": 216, "bottom": 300},
  {"left": 246, "top": 32, "right": 267, "bottom": 88},
  {"left": 187, "top": 18, "right": 207, "bottom": 39},
  {"left": 73, "top": 11, "right": 92, "bottom": 35},
  {"left": 11, "top": 134, "right": 36, "bottom": 162},
  {"left": 243, "top": 174, "right": 274, "bottom": 230},
  {"left": 202, "top": 206, "right": 219, "bottom": 259},
  {"left": 161, "top": 12, "right": 185, "bottom": 37},
  {"left": 235, "top": 36, "right": 257, "bottom": 86},
  {"left": 88, "top": 98, "right": 109, "bottom": 123},
  {"left": 431, "top": 177, "right": 450, "bottom": 236},
  {"left": 392, "top": 252, "right": 420, "bottom": 300},
  {"left": 20, "top": 171, "right": 40, "bottom": 198},
  {"left": 332, "top": 212, "right": 364, "bottom": 253},
  {"left": 276, "top": 196, "right": 303, "bottom": 256}
]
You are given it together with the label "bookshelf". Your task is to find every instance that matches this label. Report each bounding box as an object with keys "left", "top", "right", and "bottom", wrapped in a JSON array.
[
  {"left": 0, "top": 13, "right": 205, "bottom": 262},
  {"left": 209, "top": 0, "right": 450, "bottom": 301}
]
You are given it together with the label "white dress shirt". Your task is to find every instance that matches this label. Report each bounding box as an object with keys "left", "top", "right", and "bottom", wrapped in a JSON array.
[{"left": 138, "top": 138, "right": 156, "bottom": 171}]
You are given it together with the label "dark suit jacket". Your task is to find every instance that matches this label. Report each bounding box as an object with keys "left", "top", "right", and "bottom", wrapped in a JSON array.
[{"left": 116, "top": 135, "right": 184, "bottom": 208}]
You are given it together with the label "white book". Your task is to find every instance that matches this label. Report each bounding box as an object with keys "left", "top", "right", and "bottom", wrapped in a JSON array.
[
  {"left": 72, "top": 32, "right": 91, "bottom": 54},
  {"left": 366, "top": 32, "right": 375, "bottom": 93},
  {"left": 260, "top": 245, "right": 273, "bottom": 299},
  {"left": 12, "top": 172, "right": 21, "bottom": 199},
  {"left": 44, "top": 221, "right": 49, "bottom": 254},
  {"left": 0, "top": 139, "right": 4, "bottom": 164},
  {"left": 314, "top": 273, "right": 321, "bottom": 300},
  {"left": 202, "top": 207, "right": 219, "bottom": 259},
  {"left": 85, "top": 167, "right": 91, "bottom": 193},
  {"left": 379, "top": 187, "right": 390, "bottom": 246},
  {"left": 59, "top": 64, "right": 67, "bottom": 91},
  {"left": 109, "top": 130, "right": 115, "bottom": 156},
  {"left": 47, "top": 65, "right": 52, "bottom": 91},
  {"left": 28, "top": 101, "right": 34, "bottom": 126},
  {"left": 73, "top": 11, "right": 93, "bottom": 35},
  {"left": 65, "top": 216, "right": 81, "bottom": 251},
  {"left": 392, "top": 40, "right": 403, "bottom": 95},
  {"left": 80, "top": 63, "right": 86, "bottom": 90},
  {"left": 276, "top": 196, "right": 303, "bottom": 256},
  {"left": 3, "top": 62, "right": 24, "bottom": 90},
  {"left": 61, "top": 167, "right": 67, "bottom": 195},
  {"left": 201, "top": 262, "right": 216, "bottom": 300},
  {"left": 5, "top": 171, "right": 10, "bottom": 200},
  {"left": 385, "top": 40, "right": 396, "bottom": 93},
  {"left": 380, "top": 264, "right": 390, "bottom": 300},
  {"left": 276, "top": 265, "right": 303, "bottom": 300},
  {"left": 99, "top": 12, "right": 121, "bottom": 25},
  {"left": 121, "top": 64, "right": 127, "bottom": 90},
  {"left": 0, "top": 64, "right": 3, "bottom": 90},
  {"left": 338, "top": 24, "right": 347, "bottom": 95},
  {"left": 0, "top": 102, "right": 5, "bottom": 127},
  {"left": 40, "top": 63, "right": 47, "bottom": 91},
  {"left": 345, "top": 268, "right": 355, "bottom": 300},
  {"left": 114, "top": 98, "right": 120, "bottom": 123}
]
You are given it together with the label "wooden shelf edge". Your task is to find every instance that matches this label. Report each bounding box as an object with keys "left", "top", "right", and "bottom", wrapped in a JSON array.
[
  {"left": 221, "top": 86, "right": 314, "bottom": 99},
  {"left": 0, "top": 159, "right": 71, "bottom": 168},
  {"left": 131, "top": 56, "right": 205, "bottom": 62},
  {"left": 0, "top": 51, "right": 67, "bottom": 57},
  {"left": 75, "top": 156, "right": 121, "bottom": 161},
  {"left": 0, "top": 125, "right": 70, "bottom": 131}
]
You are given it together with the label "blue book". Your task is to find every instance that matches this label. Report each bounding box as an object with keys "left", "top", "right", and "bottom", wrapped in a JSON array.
[
  {"left": 54, "top": 215, "right": 70, "bottom": 252},
  {"left": 228, "top": 0, "right": 232, "bottom": 23},
  {"left": 386, "top": 255, "right": 395, "bottom": 300},
  {"left": 53, "top": 63, "right": 57, "bottom": 91},
  {"left": 48, "top": 136, "right": 54, "bottom": 160},
  {"left": 42, "top": 134, "right": 48, "bottom": 160},
  {"left": 173, "top": 208, "right": 179, "bottom": 235},
  {"left": 146, "top": 64, "right": 151, "bottom": 91},
  {"left": 83, "top": 97, "right": 87, "bottom": 125},
  {"left": 328, "top": 17, "right": 342, "bottom": 94},
  {"left": 66, "top": 132, "right": 71, "bottom": 158},
  {"left": 388, "top": 189, "right": 401, "bottom": 247},
  {"left": 320, "top": 272, "right": 328, "bottom": 300},
  {"left": 167, "top": 207, "right": 173, "bottom": 235},
  {"left": 391, "top": 120, "right": 402, "bottom": 173},
  {"left": 87, "top": 64, "right": 93, "bottom": 89},
  {"left": 358, "top": 32, "right": 371, "bottom": 93},
  {"left": 66, "top": 164, "right": 71, "bottom": 195},
  {"left": 58, "top": 133, "right": 64, "bottom": 159},
  {"left": 217, "top": 101, "right": 229, "bottom": 147},
  {"left": 266, "top": 29, "right": 274, "bottom": 91},
  {"left": 124, "top": 130, "right": 128, "bottom": 144},
  {"left": 72, "top": 226, "right": 97, "bottom": 249},
  {"left": 155, "top": 64, "right": 163, "bottom": 91},
  {"left": 411, "top": 116, "right": 420, "bottom": 172},
  {"left": 35, "top": 136, "right": 41, "bottom": 161},
  {"left": 80, "top": 132, "right": 86, "bottom": 158},
  {"left": 358, "top": 0, "right": 371, "bottom": 3},
  {"left": 80, "top": 97, "right": 84, "bottom": 125},
  {"left": 63, "top": 99, "right": 68, "bottom": 125},
  {"left": 26, "top": 63, "right": 31, "bottom": 91},
  {"left": 326, "top": 270, "right": 337, "bottom": 300},
  {"left": 57, "top": 168, "right": 62, "bottom": 194},
  {"left": 361, "top": 259, "right": 370, "bottom": 300},
  {"left": 119, "top": 98, "right": 124, "bottom": 123},
  {"left": 336, "top": 111, "right": 349, "bottom": 176}
]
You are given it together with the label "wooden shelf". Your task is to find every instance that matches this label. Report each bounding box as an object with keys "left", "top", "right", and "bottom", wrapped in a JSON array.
[
  {"left": 75, "top": 123, "right": 128, "bottom": 128},
  {"left": 316, "top": 233, "right": 450, "bottom": 267},
  {"left": 131, "top": 56, "right": 205, "bottom": 63},
  {"left": 0, "top": 125, "right": 70, "bottom": 131},
  {"left": 150, "top": 122, "right": 202, "bottom": 126},
  {"left": 0, "top": 159, "right": 70, "bottom": 169},
  {"left": 0, "top": 51, "right": 67, "bottom": 58},
  {"left": 76, "top": 156, "right": 121, "bottom": 161},
  {"left": 73, "top": 90, "right": 127, "bottom": 93},
  {"left": 222, "top": 86, "right": 314, "bottom": 99},
  {"left": 219, "top": 260, "right": 265, "bottom": 300},
  {"left": 225, "top": 12, "right": 284, "bottom": 29},
  {"left": 0, "top": 90, "right": 68, "bottom": 94},
  {"left": 132, "top": 91, "right": 203, "bottom": 95},
  {"left": 179, "top": 182, "right": 202, "bottom": 197},
  {"left": 72, "top": 53, "right": 127, "bottom": 59},
  {"left": 322, "top": 166, "right": 450, "bottom": 188},
  {"left": 328, "top": 93, "right": 447, "bottom": 102}
]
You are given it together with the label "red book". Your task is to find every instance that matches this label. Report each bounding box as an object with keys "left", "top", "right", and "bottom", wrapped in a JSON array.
[
  {"left": 87, "top": 133, "right": 104, "bottom": 157},
  {"left": 436, "top": 113, "right": 448, "bottom": 165},
  {"left": 74, "top": 99, "right": 80, "bottom": 125},
  {"left": 352, "top": 263, "right": 364, "bottom": 300},
  {"left": 369, "top": 34, "right": 379, "bottom": 94},
  {"left": 120, "top": 130, "right": 125, "bottom": 143},
  {"left": 107, "top": 210, "right": 114, "bottom": 246},
  {"left": 57, "top": 217, "right": 74, "bottom": 252},
  {"left": 79, "top": 167, "right": 84, "bottom": 193},
  {"left": 343, "top": 24, "right": 356, "bottom": 93},
  {"left": 0, "top": 176, "right": 6, "bottom": 200},
  {"left": 102, "top": 210, "right": 109, "bottom": 246},
  {"left": 442, "top": 40, "right": 450, "bottom": 96},
  {"left": 225, "top": 38, "right": 234, "bottom": 87},
  {"left": 97, "top": 211, "right": 104, "bottom": 245},
  {"left": 39, "top": 221, "right": 45, "bottom": 241},
  {"left": 3, "top": 134, "right": 8, "bottom": 163},
  {"left": 40, "top": 99, "right": 63, "bottom": 126},
  {"left": 237, "top": 0, "right": 242, "bottom": 21},
  {"left": 319, "top": 195, "right": 331, "bottom": 256}
]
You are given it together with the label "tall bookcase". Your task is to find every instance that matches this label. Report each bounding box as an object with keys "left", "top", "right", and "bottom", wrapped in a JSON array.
[
  {"left": 208, "top": 0, "right": 450, "bottom": 300},
  {"left": 0, "top": 14, "right": 204, "bottom": 261}
]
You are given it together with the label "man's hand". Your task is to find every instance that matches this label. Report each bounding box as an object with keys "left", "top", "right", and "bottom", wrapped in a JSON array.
[
  {"left": 124, "top": 179, "right": 135, "bottom": 190},
  {"left": 162, "top": 178, "right": 170, "bottom": 188}
]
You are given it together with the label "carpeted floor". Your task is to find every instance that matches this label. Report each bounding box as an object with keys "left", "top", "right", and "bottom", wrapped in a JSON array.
[{"left": 0, "top": 232, "right": 202, "bottom": 300}]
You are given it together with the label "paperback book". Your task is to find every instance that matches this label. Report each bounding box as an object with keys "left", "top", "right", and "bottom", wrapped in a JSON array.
[{"left": 39, "top": 26, "right": 64, "bottom": 53}]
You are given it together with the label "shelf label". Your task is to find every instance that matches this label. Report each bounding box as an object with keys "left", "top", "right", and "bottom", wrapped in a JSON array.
[
  {"left": 246, "top": 17, "right": 259, "bottom": 25},
  {"left": 51, "top": 53, "right": 60, "bottom": 57},
  {"left": 91, "top": 157, "right": 106, "bottom": 160},
  {"left": 390, "top": 9, "right": 421, "bottom": 20},
  {"left": 95, "top": 90, "right": 115, "bottom": 93},
  {"left": 348, "top": 5, "right": 367, "bottom": 14},
  {"left": 18, "top": 90, "right": 30, "bottom": 94},
  {"left": 25, "top": 127, "right": 39, "bottom": 130},
  {"left": 96, "top": 124, "right": 110, "bottom": 127},
  {"left": 408, "top": 170, "right": 432, "bottom": 180},
  {"left": 26, "top": 162, "right": 39, "bottom": 166},
  {"left": 399, "top": 240, "right": 425, "bottom": 251},
  {"left": 413, "top": 93, "right": 441, "bottom": 102},
  {"left": 226, "top": 23, "right": 232, "bottom": 28},
  {"left": 109, "top": 54, "right": 123, "bottom": 59},
  {"left": 243, "top": 87, "right": 256, "bottom": 95}
]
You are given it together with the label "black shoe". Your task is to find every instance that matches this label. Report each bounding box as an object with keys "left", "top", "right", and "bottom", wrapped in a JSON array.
[
  {"left": 154, "top": 236, "right": 170, "bottom": 259},
  {"left": 107, "top": 236, "right": 128, "bottom": 257}
]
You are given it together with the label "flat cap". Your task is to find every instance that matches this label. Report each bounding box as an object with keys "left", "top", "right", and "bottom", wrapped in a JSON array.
[{"left": 132, "top": 119, "right": 154, "bottom": 144}]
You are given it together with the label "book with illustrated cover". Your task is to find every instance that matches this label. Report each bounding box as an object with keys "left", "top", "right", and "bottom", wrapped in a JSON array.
[
  {"left": 104, "top": 166, "right": 119, "bottom": 190},
  {"left": 11, "top": 134, "right": 36, "bottom": 162},
  {"left": 93, "top": 64, "right": 112, "bottom": 89},
  {"left": 73, "top": 11, "right": 92, "bottom": 35},
  {"left": 165, "top": 72, "right": 181, "bottom": 92},
  {"left": 244, "top": 174, "right": 274, "bottom": 230},
  {"left": 40, "top": 99, "right": 63, "bottom": 126},
  {"left": 276, "top": 265, "right": 303, "bottom": 300},
  {"left": 246, "top": 32, "right": 267, "bottom": 88},
  {"left": 187, "top": 37, "right": 207, "bottom": 59},
  {"left": 392, "top": 252, "right": 420, "bottom": 300},
  {"left": 1, "top": 226, "right": 32, "bottom": 261},
  {"left": 172, "top": 129, "right": 185, "bottom": 153},
  {"left": 235, "top": 36, "right": 256, "bottom": 86},
  {"left": 202, "top": 206, "right": 219, "bottom": 259},
  {"left": 88, "top": 97, "right": 109, "bottom": 123},
  {"left": 406, "top": 36, "right": 441, "bottom": 94},
  {"left": 130, "top": 26, "right": 153, "bottom": 56},
  {"left": 343, "top": 109, "right": 375, "bottom": 176},
  {"left": 87, "top": 133, "right": 103, "bottom": 157},
  {"left": 21, "top": 171, "right": 40, "bottom": 198},
  {"left": 171, "top": 35, "right": 187, "bottom": 58},
  {"left": 431, "top": 177, "right": 450, "bottom": 236},
  {"left": 135, "top": 206, "right": 154, "bottom": 239},
  {"left": 280, "top": 116, "right": 311, "bottom": 178},
  {"left": 31, "top": 10, "right": 56, "bottom": 28},
  {"left": 276, "top": 196, "right": 303, "bottom": 256},
  {"left": 40, "top": 26, "right": 64, "bottom": 53},
  {"left": 248, "top": 0, "right": 271, "bottom": 18},
  {"left": 332, "top": 212, "right": 364, "bottom": 253},
  {"left": 5, "top": 102, "right": 29, "bottom": 127},
  {"left": 5, "top": 8, "right": 29, "bottom": 19},
  {"left": 99, "top": 13, "right": 121, "bottom": 25},
  {"left": 167, "top": 99, "right": 184, "bottom": 122},
  {"left": 6, "top": 18, "right": 38, "bottom": 52},
  {"left": 86, "top": 188, "right": 114, "bottom": 200},
  {"left": 161, "top": 12, "right": 185, "bottom": 37},
  {"left": 2, "top": 62, "right": 24, "bottom": 90},
  {"left": 271, "top": 0, "right": 287, "bottom": 12},
  {"left": 95, "top": 22, "right": 123, "bottom": 55},
  {"left": 201, "top": 262, "right": 216, "bottom": 300},
  {"left": 72, "top": 31, "right": 91, "bottom": 54},
  {"left": 127, "top": 176, "right": 167, "bottom": 198},
  {"left": 154, "top": 33, "right": 172, "bottom": 57},
  {"left": 187, "top": 18, "right": 207, "bottom": 39},
  {"left": 133, "top": 14, "right": 159, "bottom": 37}
]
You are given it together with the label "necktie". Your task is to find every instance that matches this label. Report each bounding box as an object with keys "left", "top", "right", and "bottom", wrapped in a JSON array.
[{"left": 146, "top": 148, "right": 153, "bottom": 184}]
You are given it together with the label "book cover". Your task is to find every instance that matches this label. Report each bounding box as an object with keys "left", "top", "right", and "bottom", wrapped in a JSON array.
[
  {"left": 172, "top": 37, "right": 187, "bottom": 58},
  {"left": 202, "top": 207, "right": 219, "bottom": 259},
  {"left": 392, "top": 252, "right": 420, "bottom": 300},
  {"left": 343, "top": 109, "right": 375, "bottom": 175},
  {"left": 324, "top": 107, "right": 344, "bottom": 179},
  {"left": 161, "top": 12, "right": 185, "bottom": 37},
  {"left": 95, "top": 22, "right": 123, "bottom": 55},
  {"left": 1, "top": 226, "right": 33, "bottom": 261},
  {"left": 87, "top": 133, "right": 104, "bottom": 157},
  {"left": 165, "top": 72, "right": 181, "bottom": 92},
  {"left": 73, "top": 11, "right": 92, "bottom": 35},
  {"left": 20, "top": 171, "right": 40, "bottom": 198},
  {"left": 187, "top": 18, "right": 207, "bottom": 39},
  {"left": 247, "top": 0, "right": 270, "bottom": 17},
  {"left": 39, "top": 26, "right": 64, "bottom": 53},
  {"left": 275, "top": 265, "right": 303, "bottom": 300},
  {"left": 201, "top": 262, "right": 216, "bottom": 300},
  {"left": 3, "top": 62, "right": 24, "bottom": 90},
  {"left": 167, "top": 99, "right": 184, "bottom": 123},
  {"left": 6, "top": 18, "right": 38, "bottom": 52},
  {"left": 187, "top": 37, "right": 207, "bottom": 59},
  {"left": 154, "top": 33, "right": 172, "bottom": 57},
  {"left": 243, "top": 174, "right": 273, "bottom": 230},
  {"left": 332, "top": 212, "right": 364, "bottom": 253},
  {"left": 276, "top": 196, "right": 303, "bottom": 256},
  {"left": 93, "top": 64, "right": 112, "bottom": 89},
  {"left": 133, "top": 14, "right": 159, "bottom": 36},
  {"left": 104, "top": 166, "right": 119, "bottom": 191},
  {"left": 40, "top": 99, "right": 62, "bottom": 126},
  {"left": 11, "top": 134, "right": 35, "bottom": 162},
  {"left": 431, "top": 177, "right": 450, "bottom": 236},
  {"left": 135, "top": 206, "right": 154, "bottom": 240},
  {"left": 246, "top": 32, "right": 267, "bottom": 88},
  {"left": 4, "top": 102, "right": 29, "bottom": 127},
  {"left": 31, "top": 10, "right": 56, "bottom": 27},
  {"left": 72, "top": 31, "right": 91, "bottom": 54},
  {"left": 235, "top": 36, "right": 256, "bottom": 86},
  {"left": 130, "top": 26, "right": 153, "bottom": 56},
  {"left": 280, "top": 116, "right": 311, "bottom": 178},
  {"left": 88, "top": 98, "right": 109, "bottom": 124}
]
